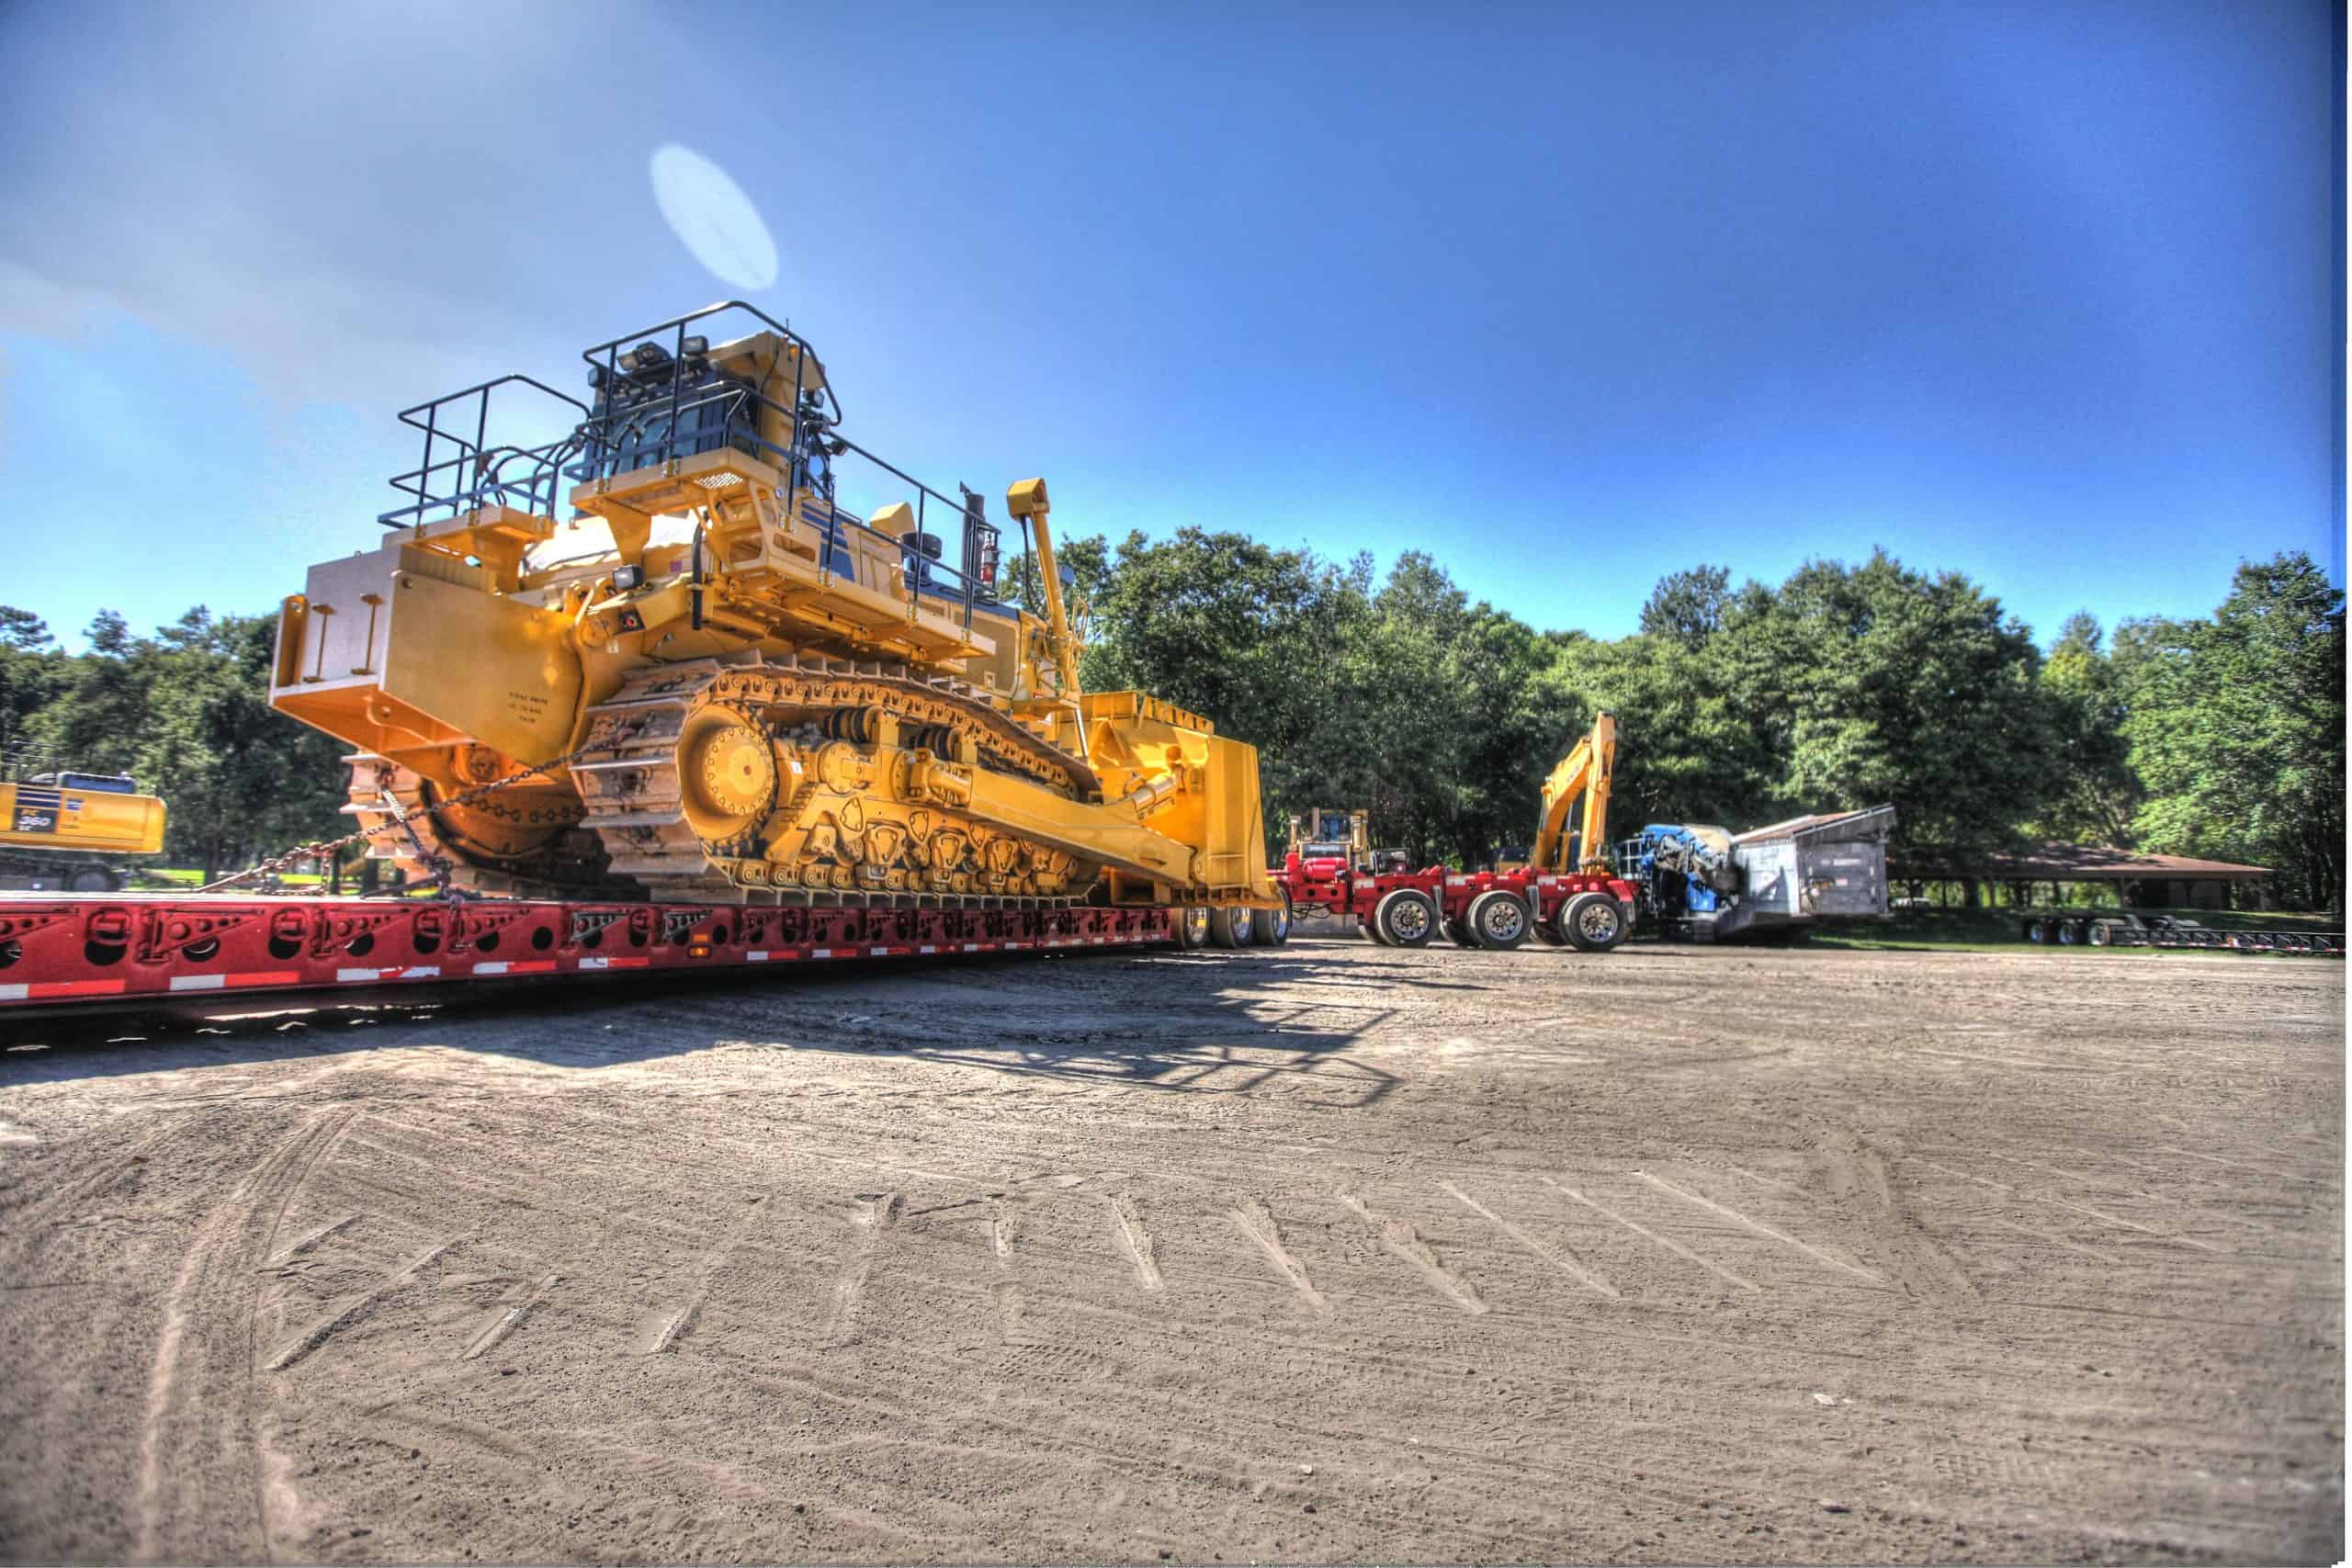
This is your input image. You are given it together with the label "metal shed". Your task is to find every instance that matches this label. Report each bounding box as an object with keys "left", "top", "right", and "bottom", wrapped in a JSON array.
[{"left": 1717, "top": 805, "right": 1897, "bottom": 938}]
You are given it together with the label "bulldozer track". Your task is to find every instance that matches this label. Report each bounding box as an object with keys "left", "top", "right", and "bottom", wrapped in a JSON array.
[
  {"left": 571, "top": 654, "right": 1102, "bottom": 907},
  {"left": 334, "top": 654, "right": 1103, "bottom": 908}
]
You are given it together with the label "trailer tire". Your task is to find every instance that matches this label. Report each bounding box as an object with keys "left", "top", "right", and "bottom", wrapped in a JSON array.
[
  {"left": 1174, "top": 906, "right": 1212, "bottom": 950},
  {"left": 1359, "top": 915, "right": 1387, "bottom": 944},
  {"left": 1562, "top": 892, "right": 1627, "bottom": 953},
  {"left": 1210, "top": 907, "right": 1256, "bottom": 949},
  {"left": 1466, "top": 890, "right": 1532, "bottom": 951},
  {"left": 2056, "top": 919, "right": 2080, "bottom": 945},
  {"left": 1251, "top": 895, "right": 1291, "bottom": 946},
  {"left": 1531, "top": 908, "right": 1568, "bottom": 946},
  {"left": 1445, "top": 916, "right": 1478, "bottom": 948},
  {"left": 67, "top": 866, "right": 119, "bottom": 893},
  {"left": 2025, "top": 919, "right": 2050, "bottom": 943},
  {"left": 2087, "top": 921, "right": 2112, "bottom": 947},
  {"left": 1373, "top": 888, "right": 1438, "bottom": 948}
]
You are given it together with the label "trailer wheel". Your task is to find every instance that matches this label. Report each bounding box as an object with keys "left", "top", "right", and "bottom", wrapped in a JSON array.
[
  {"left": 1251, "top": 896, "right": 1291, "bottom": 946},
  {"left": 1373, "top": 888, "right": 1438, "bottom": 947},
  {"left": 1466, "top": 890, "right": 1532, "bottom": 950},
  {"left": 2024, "top": 919, "right": 2050, "bottom": 943},
  {"left": 2087, "top": 921, "right": 2112, "bottom": 947},
  {"left": 67, "top": 866, "right": 119, "bottom": 893},
  {"left": 1175, "top": 906, "right": 1212, "bottom": 949},
  {"left": 1531, "top": 907, "right": 1568, "bottom": 947},
  {"left": 1562, "top": 892, "right": 1627, "bottom": 953},
  {"left": 1210, "top": 906, "right": 1256, "bottom": 949},
  {"left": 1445, "top": 916, "right": 1478, "bottom": 948},
  {"left": 2056, "top": 919, "right": 2079, "bottom": 945}
]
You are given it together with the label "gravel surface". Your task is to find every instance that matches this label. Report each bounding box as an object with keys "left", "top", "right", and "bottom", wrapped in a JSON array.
[{"left": 0, "top": 932, "right": 2341, "bottom": 1563}]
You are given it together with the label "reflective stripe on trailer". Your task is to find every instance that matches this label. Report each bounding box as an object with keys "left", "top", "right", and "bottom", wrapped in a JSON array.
[
  {"left": 576, "top": 956, "right": 651, "bottom": 971},
  {"left": 472, "top": 960, "right": 557, "bottom": 976},
  {"left": 337, "top": 964, "right": 441, "bottom": 983},
  {"left": 0, "top": 978, "right": 128, "bottom": 1001},
  {"left": 167, "top": 971, "right": 302, "bottom": 992}
]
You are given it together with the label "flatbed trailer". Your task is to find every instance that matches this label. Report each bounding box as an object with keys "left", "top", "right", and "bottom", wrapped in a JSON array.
[{"left": 0, "top": 892, "right": 1243, "bottom": 1021}]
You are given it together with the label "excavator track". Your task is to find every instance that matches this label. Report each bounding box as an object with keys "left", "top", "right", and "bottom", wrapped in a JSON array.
[{"left": 573, "top": 653, "right": 1104, "bottom": 907}]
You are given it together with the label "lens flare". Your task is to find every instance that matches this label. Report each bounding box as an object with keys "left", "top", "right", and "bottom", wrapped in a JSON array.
[{"left": 649, "top": 144, "right": 778, "bottom": 291}]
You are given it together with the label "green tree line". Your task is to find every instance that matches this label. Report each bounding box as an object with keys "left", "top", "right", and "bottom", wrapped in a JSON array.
[
  {"left": 2, "top": 544, "right": 2340, "bottom": 908},
  {"left": 1020, "top": 538, "right": 2343, "bottom": 911},
  {"left": 0, "top": 606, "right": 346, "bottom": 881}
]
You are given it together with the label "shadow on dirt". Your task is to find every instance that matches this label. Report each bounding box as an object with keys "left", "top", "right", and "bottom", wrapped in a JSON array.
[{"left": 0, "top": 939, "right": 1408, "bottom": 1108}]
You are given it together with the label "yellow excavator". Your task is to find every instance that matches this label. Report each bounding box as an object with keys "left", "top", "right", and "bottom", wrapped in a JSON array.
[
  {"left": 267, "top": 303, "right": 1285, "bottom": 944},
  {"left": 0, "top": 771, "right": 166, "bottom": 891}
]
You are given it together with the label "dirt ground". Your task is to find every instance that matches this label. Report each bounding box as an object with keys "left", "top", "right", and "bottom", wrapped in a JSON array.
[{"left": 0, "top": 931, "right": 2340, "bottom": 1564}]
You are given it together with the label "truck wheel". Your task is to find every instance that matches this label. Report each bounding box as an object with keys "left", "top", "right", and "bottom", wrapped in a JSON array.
[
  {"left": 67, "top": 866, "right": 119, "bottom": 893},
  {"left": 1359, "top": 915, "right": 1387, "bottom": 945},
  {"left": 1445, "top": 915, "right": 1478, "bottom": 948},
  {"left": 1251, "top": 897, "right": 1291, "bottom": 946},
  {"left": 1373, "top": 888, "right": 1438, "bottom": 948},
  {"left": 2025, "top": 919, "right": 2050, "bottom": 943},
  {"left": 1175, "top": 906, "right": 1212, "bottom": 949},
  {"left": 2056, "top": 919, "right": 2079, "bottom": 945},
  {"left": 1562, "top": 892, "right": 1628, "bottom": 953},
  {"left": 1210, "top": 907, "right": 1256, "bottom": 949},
  {"left": 2087, "top": 921, "right": 2112, "bottom": 947},
  {"left": 1466, "top": 890, "right": 1532, "bottom": 950},
  {"left": 1532, "top": 906, "right": 1568, "bottom": 946}
]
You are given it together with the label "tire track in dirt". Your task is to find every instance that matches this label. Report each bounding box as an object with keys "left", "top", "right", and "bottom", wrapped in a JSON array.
[
  {"left": 266, "top": 1236, "right": 461, "bottom": 1371},
  {"left": 824, "top": 1190, "right": 902, "bottom": 1346},
  {"left": 640, "top": 1195, "right": 769, "bottom": 1355},
  {"left": 133, "top": 1107, "right": 356, "bottom": 1564},
  {"left": 1106, "top": 1194, "right": 1164, "bottom": 1290},
  {"left": 260, "top": 1213, "right": 358, "bottom": 1271},
  {"left": 463, "top": 1274, "right": 562, "bottom": 1361},
  {"left": 1908, "top": 1156, "right": 2227, "bottom": 1254},
  {"left": 989, "top": 1200, "right": 1025, "bottom": 1340},
  {"left": 1230, "top": 1198, "right": 1330, "bottom": 1314},
  {"left": 1336, "top": 1190, "right": 1487, "bottom": 1314},
  {"left": 1805, "top": 1134, "right": 1981, "bottom": 1309},
  {"left": 1634, "top": 1170, "right": 1888, "bottom": 1284},
  {"left": 1539, "top": 1176, "right": 1759, "bottom": 1292},
  {"left": 1439, "top": 1179, "right": 1618, "bottom": 1299}
]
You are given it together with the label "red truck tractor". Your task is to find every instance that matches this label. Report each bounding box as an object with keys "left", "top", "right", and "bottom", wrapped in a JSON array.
[{"left": 1274, "top": 715, "right": 1639, "bottom": 952}]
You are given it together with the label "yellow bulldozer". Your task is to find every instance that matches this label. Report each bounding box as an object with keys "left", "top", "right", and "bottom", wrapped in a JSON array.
[{"left": 267, "top": 303, "right": 1284, "bottom": 942}]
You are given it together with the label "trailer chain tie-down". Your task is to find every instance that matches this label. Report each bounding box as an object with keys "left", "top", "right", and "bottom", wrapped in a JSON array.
[{"left": 193, "top": 742, "right": 604, "bottom": 898}]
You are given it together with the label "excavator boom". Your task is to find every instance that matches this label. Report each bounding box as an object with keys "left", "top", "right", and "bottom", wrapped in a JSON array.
[{"left": 1531, "top": 712, "right": 1616, "bottom": 875}]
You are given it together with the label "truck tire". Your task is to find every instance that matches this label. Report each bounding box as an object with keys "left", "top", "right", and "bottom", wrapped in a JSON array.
[
  {"left": 1174, "top": 906, "right": 1212, "bottom": 950},
  {"left": 1359, "top": 915, "right": 1387, "bottom": 945},
  {"left": 1210, "top": 906, "right": 1256, "bottom": 949},
  {"left": 1373, "top": 887, "right": 1438, "bottom": 948},
  {"left": 1445, "top": 915, "right": 1478, "bottom": 948},
  {"left": 1532, "top": 904, "right": 1568, "bottom": 946},
  {"left": 2087, "top": 921, "right": 2112, "bottom": 947},
  {"left": 1466, "top": 889, "right": 1532, "bottom": 950},
  {"left": 1562, "top": 891, "right": 1628, "bottom": 953},
  {"left": 2056, "top": 919, "right": 2079, "bottom": 945},
  {"left": 2025, "top": 919, "right": 2050, "bottom": 943},
  {"left": 67, "top": 866, "right": 119, "bottom": 893},
  {"left": 1251, "top": 896, "right": 1291, "bottom": 946}
]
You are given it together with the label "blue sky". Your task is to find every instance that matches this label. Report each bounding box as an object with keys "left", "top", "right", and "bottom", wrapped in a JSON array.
[{"left": 1, "top": 0, "right": 2339, "bottom": 651}]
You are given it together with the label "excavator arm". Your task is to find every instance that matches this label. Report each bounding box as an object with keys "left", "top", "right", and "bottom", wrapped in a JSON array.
[{"left": 1530, "top": 712, "right": 1617, "bottom": 875}]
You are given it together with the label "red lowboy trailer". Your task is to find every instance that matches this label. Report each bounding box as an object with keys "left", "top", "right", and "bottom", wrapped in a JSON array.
[
  {"left": 0, "top": 894, "right": 1203, "bottom": 1022},
  {"left": 1273, "top": 715, "right": 1639, "bottom": 953}
]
